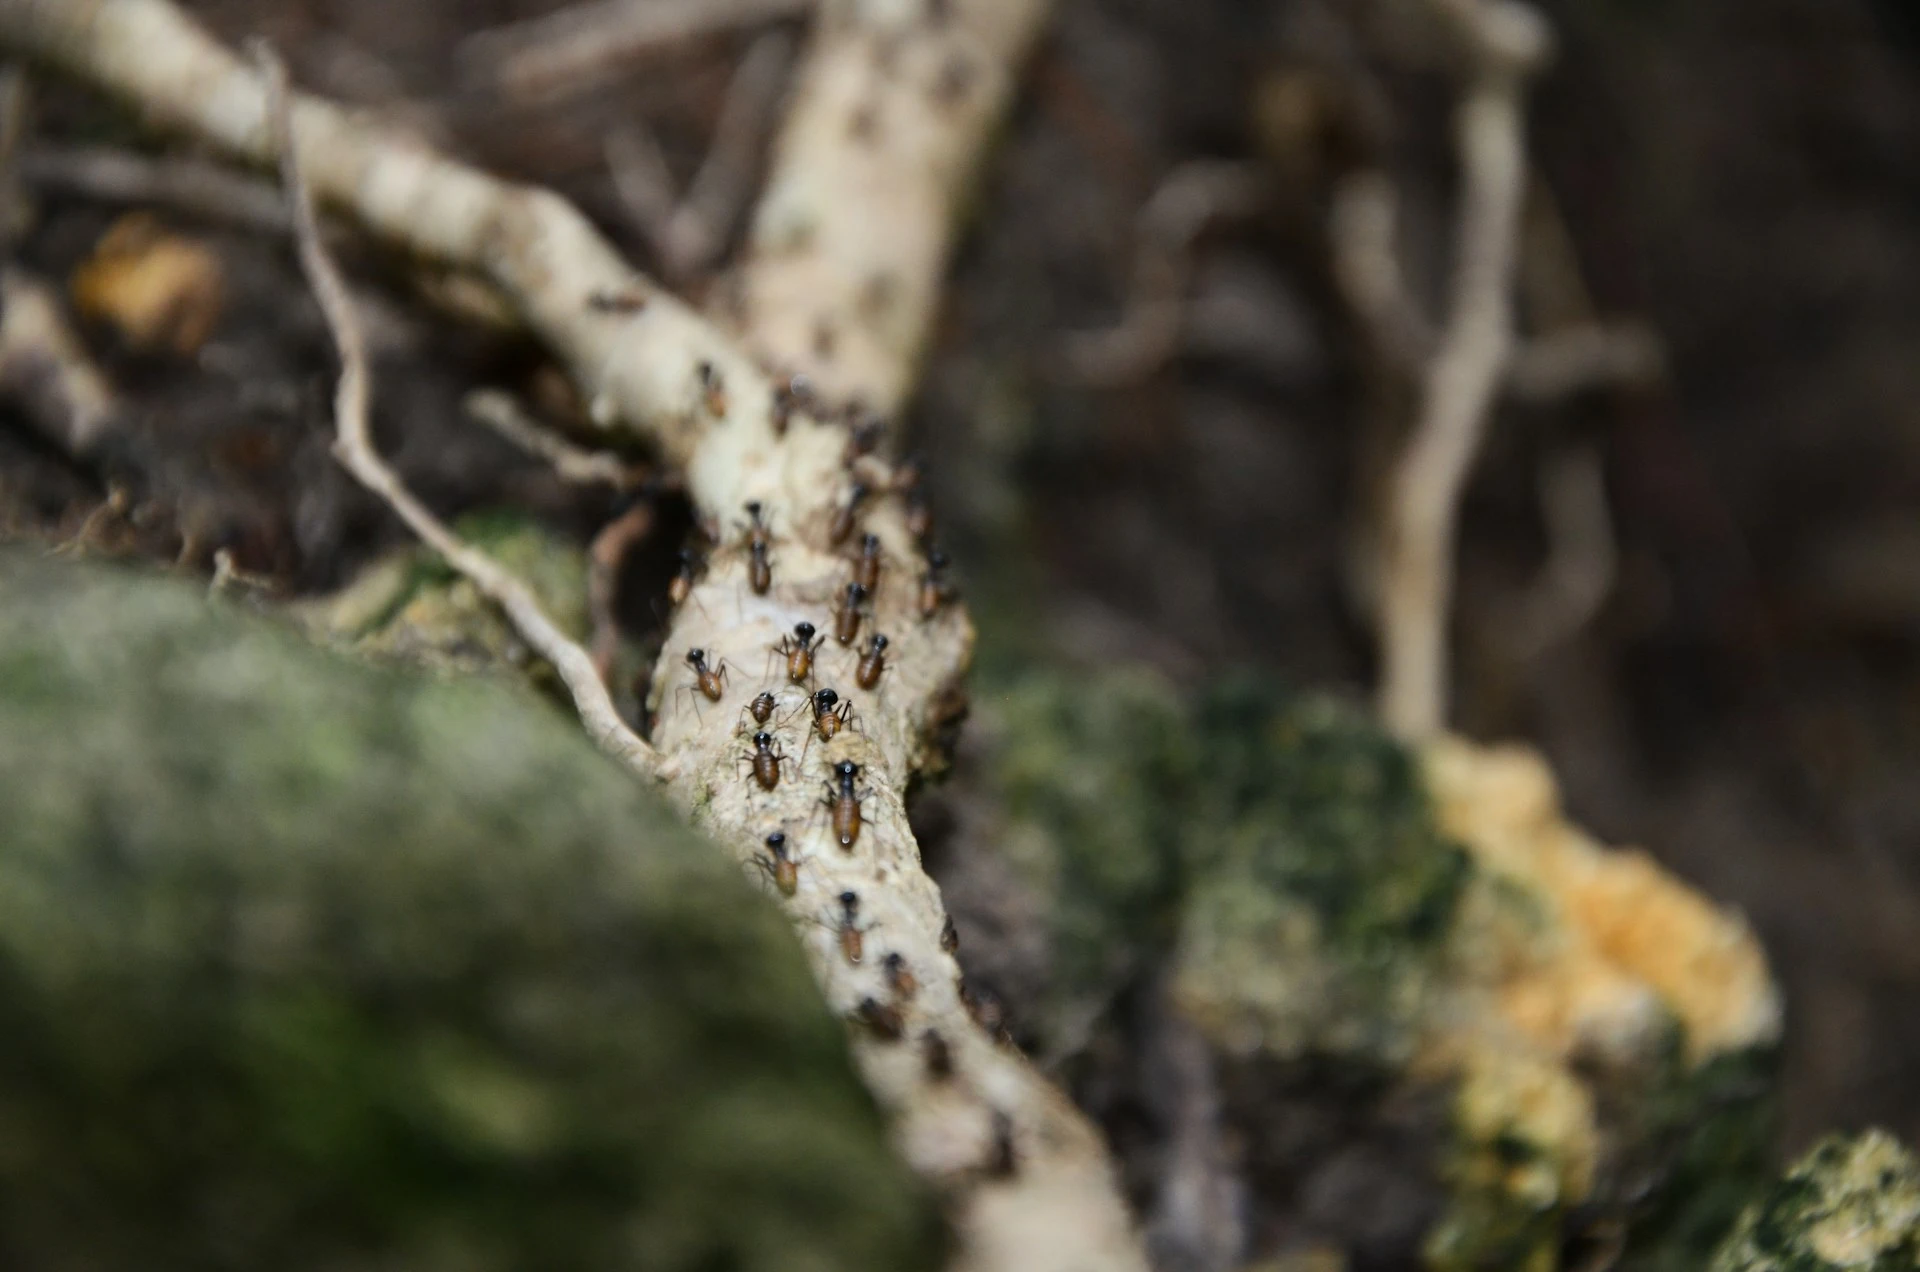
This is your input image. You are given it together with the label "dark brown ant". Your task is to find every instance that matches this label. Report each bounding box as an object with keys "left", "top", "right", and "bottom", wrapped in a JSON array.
[
  {"left": 833, "top": 581, "right": 869, "bottom": 646},
  {"left": 986, "top": 1110, "right": 1017, "bottom": 1178},
  {"left": 918, "top": 550, "right": 953, "bottom": 620},
  {"left": 740, "top": 730, "right": 788, "bottom": 791},
  {"left": 883, "top": 952, "right": 918, "bottom": 1000},
  {"left": 922, "top": 1029, "right": 954, "bottom": 1080},
  {"left": 904, "top": 488, "right": 933, "bottom": 542},
  {"left": 685, "top": 648, "right": 729, "bottom": 702},
  {"left": 697, "top": 360, "right": 728, "bottom": 417},
  {"left": 771, "top": 373, "right": 812, "bottom": 436},
  {"left": 960, "top": 980, "right": 1008, "bottom": 1041},
  {"left": 587, "top": 289, "right": 647, "bottom": 314},
  {"left": 836, "top": 890, "right": 865, "bottom": 963},
  {"left": 828, "top": 481, "right": 871, "bottom": 547},
  {"left": 854, "top": 996, "right": 904, "bottom": 1041},
  {"left": 853, "top": 532, "right": 883, "bottom": 593},
  {"left": 941, "top": 915, "right": 959, "bottom": 953},
  {"left": 822, "top": 759, "right": 869, "bottom": 850},
  {"left": 668, "top": 547, "right": 700, "bottom": 609},
  {"left": 740, "top": 690, "right": 778, "bottom": 730},
  {"left": 742, "top": 501, "right": 773, "bottom": 595},
  {"left": 855, "top": 633, "right": 890, "bottom": 691},
  {"left": 773, "top": 621, "right": 823, "bottom": 684},
  {"left": 756, "top": 830, "right": 798, "bottom": 897},
  {"left": 846, "top": 411, "right": 887, "bottom": 461}
]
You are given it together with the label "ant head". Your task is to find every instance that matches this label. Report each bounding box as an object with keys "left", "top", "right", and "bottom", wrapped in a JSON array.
[
  {"left": 860, "top": 532, "right": 881, "bottom": 554},
  {"left": 754, "top": 731, "right": 773, "bottom": 747},
  {"left": 834, "top": 759, "right": 860, "bottom": 780},
  {"left": 814, "top": 688, "right": 839, "bottom": 710},
  {"left": 765, "top": 830, "right": 787, "bottom": 851},
  {"left": 846, "top": 582, "right": 869, "bottom": 604},
  {"left": 744, "top": 499, "right": 763, "bottom": 522},
  {"left": 685, "top": 648, "right": 706, "bottom": 668},
  {"left": 677, "top": 547, "right": 696, "bottom": 566},
  {"left": 794, "top": 620, "right": 816, "bottom": 641},
  {"left": 928, "top": 549, "right": 949, "bottom": 570},
  {"left": 839, "top": 890, "right": 859, "bottom": 910},
  {"left": 868, "top": 634, "right": 889, "bottom": 654},
  {"left": 884, "top": 951, "right": 905, "bottom": 970},
  {"left": 698, "top": 359, "right": 717, "bottom": 384},
  {"left": 848, "top": 480, "right": 871, "bottom": 502}
]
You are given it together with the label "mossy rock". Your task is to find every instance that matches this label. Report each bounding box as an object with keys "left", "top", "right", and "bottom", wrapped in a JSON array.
[
  {"left": 0, "top": 549, "right": 944, "bottom": 1272},
  {"left": 1709, "top": 1131, "right": 1920, "bottom": 1272},
  {"left": 951, "top": 671, "right": 1776, "bottom": 1271}
]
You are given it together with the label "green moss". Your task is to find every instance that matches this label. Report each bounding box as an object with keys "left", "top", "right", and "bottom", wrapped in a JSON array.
[
  {"left": 0, "top": 549, "right": 944, "bottom": 1272},
  {"left": 1174, "top": 682, "right": 1471, "bottom": 1063},
  {"left": 982, "top": 668, "right": 1197, "bottom": 1054},
  {"left": 1708, "top": 1131, "right": 1920, "bottom": 1272}
]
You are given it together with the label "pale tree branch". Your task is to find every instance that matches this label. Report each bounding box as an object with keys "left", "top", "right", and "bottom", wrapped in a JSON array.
[
  {"left": 0, "top": 2, "right": 1151, "bottom": 1268},
  {"left": 1375, "top": 0, "right": 1551, "bottom": 739},
  {"left": 253, "top": 39, "right": 657, "bottom": 780}
]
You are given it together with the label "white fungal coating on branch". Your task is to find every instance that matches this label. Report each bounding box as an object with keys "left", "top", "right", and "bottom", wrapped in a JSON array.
[
  {"left": 0, "top": 1, "right": 1151, "bottom": 1267},
  {"left": 728, "top": 0, "right": 1054, "bottom": 414}
]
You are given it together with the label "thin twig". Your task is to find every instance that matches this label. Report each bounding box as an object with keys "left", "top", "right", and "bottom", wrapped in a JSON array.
[
  {"left": 17, "top": 143, "right": 291, "bottom": 231},
  {"left": 1062, "top": 160, "right": 1271, "bottom": 386},
  {"left": 1376, "top": 0, "right": 1551, "bottom": 739},
  {"left": 465, "top": 388, "right": 649, "bottom": 489},
  {"left": 253, "top": 41, "right": 656, "bottom": 779},
  {"left": 459, "top": 0, "right": 810, "bottom": 105},
  {"left": 587, "top": 499, "right": 655, "bottom": 682}
]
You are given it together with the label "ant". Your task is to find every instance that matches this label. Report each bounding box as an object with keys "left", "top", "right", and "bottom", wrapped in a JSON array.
[
  {"left": 986, "top": 1110, "right": 1017, "bottom": 1178},
  {"left": 904, "top": 488, "right": 933, "bottom": 542},
  {"left": 833, "top": 581, "right": 870, "bottom": 646},
  {"left": 754, "top": 830, "right": 799, "bottom": 897},
  {"left": 587, "top": 289, "right": 648, "bottom": 314},
  {"left": 845, "top": 411, "right": 887, "bottom": 462},
  {"left": 772, "top": 372, "right": 811, "bottom": 436},
  {"left": 800, "top": 687, "right": 856, "bottom": 768},
  {"left": 922, "top": 1029, "right": 955, "bottom": 1080},
  {"left": 855, "top": 633, "right": 890, "bottom": 692},
  {"left": 883, "top": 952, "right": 918, "bottom": 1000},
  {"left": 835, "top": 890, "right": 866, "bottom": 963},
  {"left": 668, "top": 547, "right": 701, "bottom": 609},
  {"left": 682, "top": 649, "right": 730, "bottom": 714},
  {"left": 741, "top": 501, "right": 773, "bottom": 595},
  {"left": 810, "top": 688, "right": 856, "bottom": 742},
  {"left": 771, "top": 621, "right": 823, "bottom": 685},
  {"left": 854, "top": 996, "right": 904, "bottom": 1041},
  {"left": 739, "top": 730, "right": 789, "bottom": 791},
  {"left": 697, "top": 360, "right": 728, "bottom": 417},
  {"left": 892, "top": 455, "right": 925, "bottom": 494},
  {"left": 828, "top": 481, "right": 871, "bottom": 547},
  {"left": 822, "top": 759, "right": 870, "bottom": 850},
  {"left": 739, "top": 690, "right": 778, "bottom": 731},
  {"left": 852, "top": 532, "right": 883, "bottom": 593},
  {"left": 794, "top": 699, "right": 856, "bottom": 768},
  {"left": 940, "top": 915, "right": 960, "bottom": 954},
  {"left": 918, "top": 550, "right": 953, "bottom": 620}
]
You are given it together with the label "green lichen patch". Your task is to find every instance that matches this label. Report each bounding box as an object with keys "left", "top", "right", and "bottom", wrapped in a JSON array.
[
  {"left": 297, "top": 512, "right": 589, "bottom": 679},
  {"left": 0, "top": 549, "right": 944, "bottom": 1272},
  {"left": 1709, "top": 1131, "right": 1920, "bottom": 1272}
]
